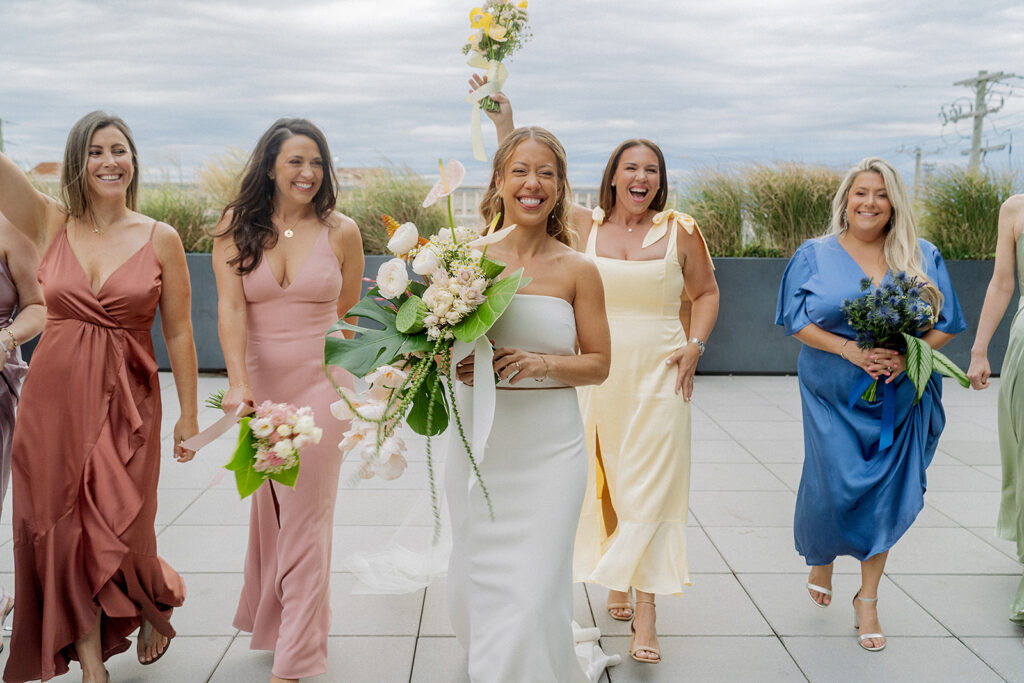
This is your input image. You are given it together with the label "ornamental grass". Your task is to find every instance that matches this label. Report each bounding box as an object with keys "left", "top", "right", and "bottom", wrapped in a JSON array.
[
  {"left": 743, "top": 163, "right": 840, "bottom": 257},
  {"left": 139, "top": 183, "right": 214, "bottom": 253},
  {"left": 682, "top": 169, "right": 748, "bottom": 257},
  {"left": 337, "top": 166, "right": 447, "bottom": 254},
  {"left": 918, "top": 167, "right": 1019, "bottom": 260}
]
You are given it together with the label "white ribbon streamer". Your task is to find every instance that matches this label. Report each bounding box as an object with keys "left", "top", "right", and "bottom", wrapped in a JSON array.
[
  {"left": 452, "top": 335, "right": 496, "bottom": 492},
  {"left": 465, "top": 54, "right": 509, "bottom": 162}
]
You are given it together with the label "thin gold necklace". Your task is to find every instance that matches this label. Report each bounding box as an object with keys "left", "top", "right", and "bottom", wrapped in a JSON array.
[{"left": 276, "top": 215, "right": 302, "bottom": 238}]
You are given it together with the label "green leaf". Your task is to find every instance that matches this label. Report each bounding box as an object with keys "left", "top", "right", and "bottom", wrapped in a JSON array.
[
  {"left": 902, "top": 333, "right": 933, "bottom": 405},
  {"left": 407, "top": 280, "right": 428, "bottom": 298},
  {"left": 451, "top": 268, "right": 530, "bottom": 343},
  {"left": 269, "top": 462, "right": 300, "bottom": 488},
  {"left": 204, "top": 390, "right": 225, "bottom": 410},
  {"left": 325, "top": 296, "right": 434, "bottom": 378},
  {"left": 860, "top": 380, "right": 878, "bottom": 402},
  {"left": 479, "top": 256, "right": 506, "bottom": 280},
  {"left": 407, "top": 370, "right": 448, "bottom": 436},
  {"left": 223, "top": 418, "right": 266, "bottom": 499},
  {"left": 396, "top": 295, "right": 429, "bottom": 334},
  {"left": 932, "top": 348, "right": 971, "bottom": 388}
]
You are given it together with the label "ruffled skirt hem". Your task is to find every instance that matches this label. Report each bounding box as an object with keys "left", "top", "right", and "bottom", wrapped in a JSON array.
[{"left": 574, "top": 518, "right": 690, "bottom": 595}]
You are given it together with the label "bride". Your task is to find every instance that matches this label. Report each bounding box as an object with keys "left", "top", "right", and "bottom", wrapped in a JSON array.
[{"left": 448, "top": 126, "right": 611, "bottom": 682}]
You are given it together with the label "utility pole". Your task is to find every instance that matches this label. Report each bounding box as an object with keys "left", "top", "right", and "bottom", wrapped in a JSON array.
[{"left": 941, "top": 70, "right": 1017, "bottom": 173}]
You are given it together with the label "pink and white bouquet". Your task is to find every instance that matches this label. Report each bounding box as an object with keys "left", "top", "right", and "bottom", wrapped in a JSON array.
[
  {"left": 221, "top": 398, "right": 322, "bottom": 498},
  {"left": 325, "top": 159, "right": 527, "bottom": 532}
]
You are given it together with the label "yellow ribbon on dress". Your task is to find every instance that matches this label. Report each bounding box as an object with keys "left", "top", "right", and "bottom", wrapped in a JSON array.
[
  {"left": 646, "top": 209, "right": 715, "bottom": 268},
  {"left": 465, "top": 54, "right": 509, "bottom": 162}
]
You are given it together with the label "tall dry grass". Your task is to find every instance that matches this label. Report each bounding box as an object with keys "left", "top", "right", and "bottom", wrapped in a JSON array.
[
  {"left": 918, "top": 167, "right": 1019, "bottom": 259},
  {"left": 682, "top": 170, "right": 747, "bottom": 256},
  {"left": 139, "top": 184, "right": 214, "bottom": 253},
  {"left": 744, "top": 163, "right": 840, "bottom": 257},
  {"left": 337, "top": 166, "right": 447, "bottom": 254}
]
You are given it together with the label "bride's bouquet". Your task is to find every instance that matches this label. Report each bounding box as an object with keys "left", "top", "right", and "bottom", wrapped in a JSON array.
[
  {"left": 463, "top": 1, "right": 531, "bottom": 159},
  {"left": 325, "top": 159, "right": 526, "bottom": 533},
  {"left": 841, "top": 272, "right": 968, "bottom": 405}
]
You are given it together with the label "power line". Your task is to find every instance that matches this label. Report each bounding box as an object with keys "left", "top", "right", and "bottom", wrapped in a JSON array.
[{"left": 940, "top": 70, "right": 1020, "bottom": 172}]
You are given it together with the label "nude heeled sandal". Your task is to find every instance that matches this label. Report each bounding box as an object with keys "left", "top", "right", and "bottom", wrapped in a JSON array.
[
  {"left": 853, "top": 589, "right": 886, "bottom": 652},
  {"left": 607, "top": 587, "right": 634, "bottom": 621},
  {"left": 629, "top": 599, "right": 661, "bottom": 664}
]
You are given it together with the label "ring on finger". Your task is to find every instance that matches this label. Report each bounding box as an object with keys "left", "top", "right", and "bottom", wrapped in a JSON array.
[{"left": 515, "top": 361, "right": 521, "bottom": 370}]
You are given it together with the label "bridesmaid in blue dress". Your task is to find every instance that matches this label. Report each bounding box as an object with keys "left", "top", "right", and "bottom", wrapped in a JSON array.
[{"left": 775, "top": 157, "right": 965, "bottom": 652}]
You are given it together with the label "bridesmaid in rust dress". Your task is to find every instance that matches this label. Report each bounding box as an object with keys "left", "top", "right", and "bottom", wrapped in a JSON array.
[
  {"left": 0, "top": 212, "right": 46, "bottom": 651},
  {"left": 213, "top": 119, "right": 362, "bottom": 683},
  {"left": 0, "top": 112, "right": 198, "bottom": 683}
]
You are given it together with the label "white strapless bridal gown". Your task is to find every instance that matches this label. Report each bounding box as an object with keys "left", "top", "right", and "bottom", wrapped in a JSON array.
[{"left": 446, "top": 294, "right": 590, "bottom": 683}]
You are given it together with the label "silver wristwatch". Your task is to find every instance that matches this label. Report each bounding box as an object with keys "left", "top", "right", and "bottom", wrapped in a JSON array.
[{"left": 688, "top": 337, "right": 705, "bottom": 356}]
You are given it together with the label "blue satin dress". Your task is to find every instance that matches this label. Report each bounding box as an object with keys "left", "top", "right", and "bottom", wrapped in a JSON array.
[{"left": 775, "top": 235, "right": 966, "bottom": 565}]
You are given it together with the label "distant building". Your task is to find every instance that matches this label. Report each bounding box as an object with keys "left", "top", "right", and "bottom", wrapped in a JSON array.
[
  {"left": 335, "top": 167, "right": 387, "bottom": 188},
  {"left": 29, "top": 162, "right": 61, "bottom": 179}
]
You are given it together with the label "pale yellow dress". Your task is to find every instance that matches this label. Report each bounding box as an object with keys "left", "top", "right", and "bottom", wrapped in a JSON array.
[{"left": 574, "top": 209, "right": 705, "bottom": 596}]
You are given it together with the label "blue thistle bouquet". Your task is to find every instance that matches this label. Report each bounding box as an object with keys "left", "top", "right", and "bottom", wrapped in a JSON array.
[{"left": 841, "top": 272, "right": 967, "bottom": 404}]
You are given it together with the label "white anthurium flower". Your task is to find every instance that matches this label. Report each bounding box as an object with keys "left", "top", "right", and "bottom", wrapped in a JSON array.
[
  {"left": 365, "top": 364, "right": 409, "bottom": 389},
  {"left": 467, "top": 223, "right": 517, "bottom": 248},
  {"left": 412, "top": 245, "right": 442, "bottom": 275},
  {"left": 387, "top": 222, "right": 419, "bottom": 256},
  {"left": 376, "top": 258, "right": 409, "bottom": 299},
  {"left": 422, "top": 159, "right": 466, "bottom": 208}
]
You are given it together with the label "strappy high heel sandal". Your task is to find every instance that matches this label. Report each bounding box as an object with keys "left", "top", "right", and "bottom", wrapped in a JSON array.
[
  {"left": 607, "top": 587, "right": 634, "bottom": 621},
  {"left": 806, "top": 581, "right": 832, "bottom": 608},
  {"left": 852, "top": 589, "right": 886, "bottom": 652},
  {"left": 629, "top": 599, "right": 661, "bottom": 664}
]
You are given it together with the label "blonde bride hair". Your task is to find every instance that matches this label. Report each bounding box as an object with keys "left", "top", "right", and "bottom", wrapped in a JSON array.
[{"left": 828, "top": 157, "right": 943, "bottom": 315}]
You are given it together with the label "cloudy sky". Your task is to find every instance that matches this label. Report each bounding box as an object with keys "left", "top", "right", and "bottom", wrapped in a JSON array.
[{"left": 2, "top": 0, "right": 1022, "bottom": 188}]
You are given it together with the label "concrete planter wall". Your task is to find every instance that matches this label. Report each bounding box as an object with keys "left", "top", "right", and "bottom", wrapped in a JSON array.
[{"left": 23, "top": 255, "right": 1018, "bottom": 376}]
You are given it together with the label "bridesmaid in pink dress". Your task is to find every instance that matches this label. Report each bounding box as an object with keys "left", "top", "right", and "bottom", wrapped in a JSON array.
[{"left": 212, "top": 119, "right": 363, "bottom": 683}]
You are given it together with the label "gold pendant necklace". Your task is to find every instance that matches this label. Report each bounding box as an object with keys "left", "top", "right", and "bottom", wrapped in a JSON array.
[{"left": 278, "top": 215, "right": 301, "bottom": 238}]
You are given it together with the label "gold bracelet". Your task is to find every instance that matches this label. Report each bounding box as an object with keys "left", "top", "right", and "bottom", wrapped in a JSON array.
[
  {"left": 3, "top": 327, "right": 17, "bottom": 349},
  {"left": 534, "top": 354, "right": 549, "bottom": 383}
]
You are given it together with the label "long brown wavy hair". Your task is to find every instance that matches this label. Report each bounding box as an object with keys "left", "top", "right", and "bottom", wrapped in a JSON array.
[
  {"left": 597, "top": 138, "right": 668, "bottom": 215},
  {"left": 220, "top": 118, "right": 338, "bottom": 274},
  {"left": 479, "top": 126, "right": 577, "bottom": 247}
]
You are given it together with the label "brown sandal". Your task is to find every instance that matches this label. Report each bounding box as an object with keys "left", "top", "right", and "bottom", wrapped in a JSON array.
[
  {"left": 606, "top": 588, "right": 634, "bottom": 621},
  {"left": 137, "top": 620, "right": 171, "bottom": 665},
  {"left": 629, "top": 599, "right": 661, "bottom": 663}
]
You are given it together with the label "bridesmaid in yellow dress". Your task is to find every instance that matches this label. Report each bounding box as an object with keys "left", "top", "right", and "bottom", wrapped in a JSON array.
[{"left": 469, "top": 78, "right": 719, "bottom": 664}]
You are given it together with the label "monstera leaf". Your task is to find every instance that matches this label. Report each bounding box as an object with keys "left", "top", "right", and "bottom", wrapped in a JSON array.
[
  {"left": 452, "top": 268, "right": 529, "bottom": 343},
  {"left": 325, "top": 295, "right": 433, "bottom": 378}
]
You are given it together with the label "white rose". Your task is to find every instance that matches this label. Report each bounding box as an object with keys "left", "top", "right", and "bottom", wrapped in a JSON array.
[
  {"left": 273, "top": 438, "right": 294, "bottom": 456},
  {"left": 376, "top": 258, "right": 409, "bottom": 299},
  {"left": 292, "top": 434, "right": 311, "bottom": 450},
  {"left": 250, "top": 417, "right": 274, "bottom": 438},
  {"left": 387, "top": 222, "right": 419, "bottom": 256},
  {"left": 412, "top": 246, "right": 441, "bottom": 276},
  {"left": 276, "top": 424, "right": 292, "bottom": 437},
  {"left": 295, "top": 414, "right": 316, "bottom": 434}
]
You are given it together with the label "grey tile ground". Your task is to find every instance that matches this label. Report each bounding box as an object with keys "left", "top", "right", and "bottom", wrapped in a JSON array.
[{"left": 11, "top": 373, "right": 1020, "bottom": 681}]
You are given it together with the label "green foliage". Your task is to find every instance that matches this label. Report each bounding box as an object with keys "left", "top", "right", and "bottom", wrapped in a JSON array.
[
  {"left": 918, "top": 167, "right": 1018, "bottom": 259},
  {"left": 139, "top": 183, "right": 215, "bottom": 253},
  {"left": 744, "top": 163, "right": 840, "bottom": 258},
  {"left": 336, "top": 166, "right": 447, "bottom": 254},
  {"left": 324, "top": 294, "right": 434, "bottom": 379},
  {"left": 683, "top": 170, "right": 747, "bottom": 256},
  {"left": 223, "top": 417, "right": 299, "bottom": 499},
  {"left": 198, "top": 146, "right": 248, "bottom": 215},
  {"left": 451, "top": 269, "right": 527, "bottom": 343}
]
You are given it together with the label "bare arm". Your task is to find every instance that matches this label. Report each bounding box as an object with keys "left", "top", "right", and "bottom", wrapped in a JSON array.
[
  {"left": 0, "top": 216, "right": 46, "bottom": 363},
  {"left": 153, "top": 222, "right": 199, "bottom": 461},
  {"left": 328, "top": 213, "right": 364, "bottom": 337},
  {"left": 468, "top": 75, "right": 515, "bottom": 142},
  {"left": 212, "top": 214, "right": 255, "bottom": 415},
  {"left": 667, "top": 224, "right": 719, "bottom": 399},
  {"left": 0, "top": 153, "right": 60, "bottom": 248},
  {"left": 968, "top": 195, "right": 1024, "bottom": 389}
]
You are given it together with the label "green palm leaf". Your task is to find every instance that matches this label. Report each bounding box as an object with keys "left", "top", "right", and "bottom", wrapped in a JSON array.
[
  {"left": 325, "top": 295, "right": 433, "bottom": 378},
  {"left": 452, "top": 269, "right": 529, "bottom": 343},
  {"left": 932, "top": 348, "right": 970, "bottom": 387},
  {"left": 902, "top": 333, "right": 933, "bottom": 405}
]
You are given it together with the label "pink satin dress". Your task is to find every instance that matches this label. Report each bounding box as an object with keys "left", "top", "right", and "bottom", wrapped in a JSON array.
[
  {"left": 5, "top": 223, "right": 185, "bottom": 683},
  {"left": 233, "top": 226, "right": 352, "bottom": 679},
  {"left": 0, "top": 254, "right": 28, "bottom": 517}
]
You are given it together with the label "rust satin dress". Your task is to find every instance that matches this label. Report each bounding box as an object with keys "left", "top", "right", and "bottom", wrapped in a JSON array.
[{"left": 4, "top": 223, "right": 185, "bottom": 683}]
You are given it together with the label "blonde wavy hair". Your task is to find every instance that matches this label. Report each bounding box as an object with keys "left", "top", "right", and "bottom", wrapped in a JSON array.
[
  {"left": 479, "top": 126, "right": 577, "bottom": 248},
  {"left": 828, "top": 157, "right": 943, "bottom": 315}
]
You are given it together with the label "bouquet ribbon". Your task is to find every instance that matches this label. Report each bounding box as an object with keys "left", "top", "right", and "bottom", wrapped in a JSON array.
[
  {"left": 180, "top": 402, "right": 254, "bottom": 453},
  {"left": 452, "top": 335, "right": 496, "bottom": 492},
  {"left": 847, "top": 375, "right": 896, "bottom": 453},
  {"left": 465, "top": 54, "right": 508, "bottom": 162}
]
